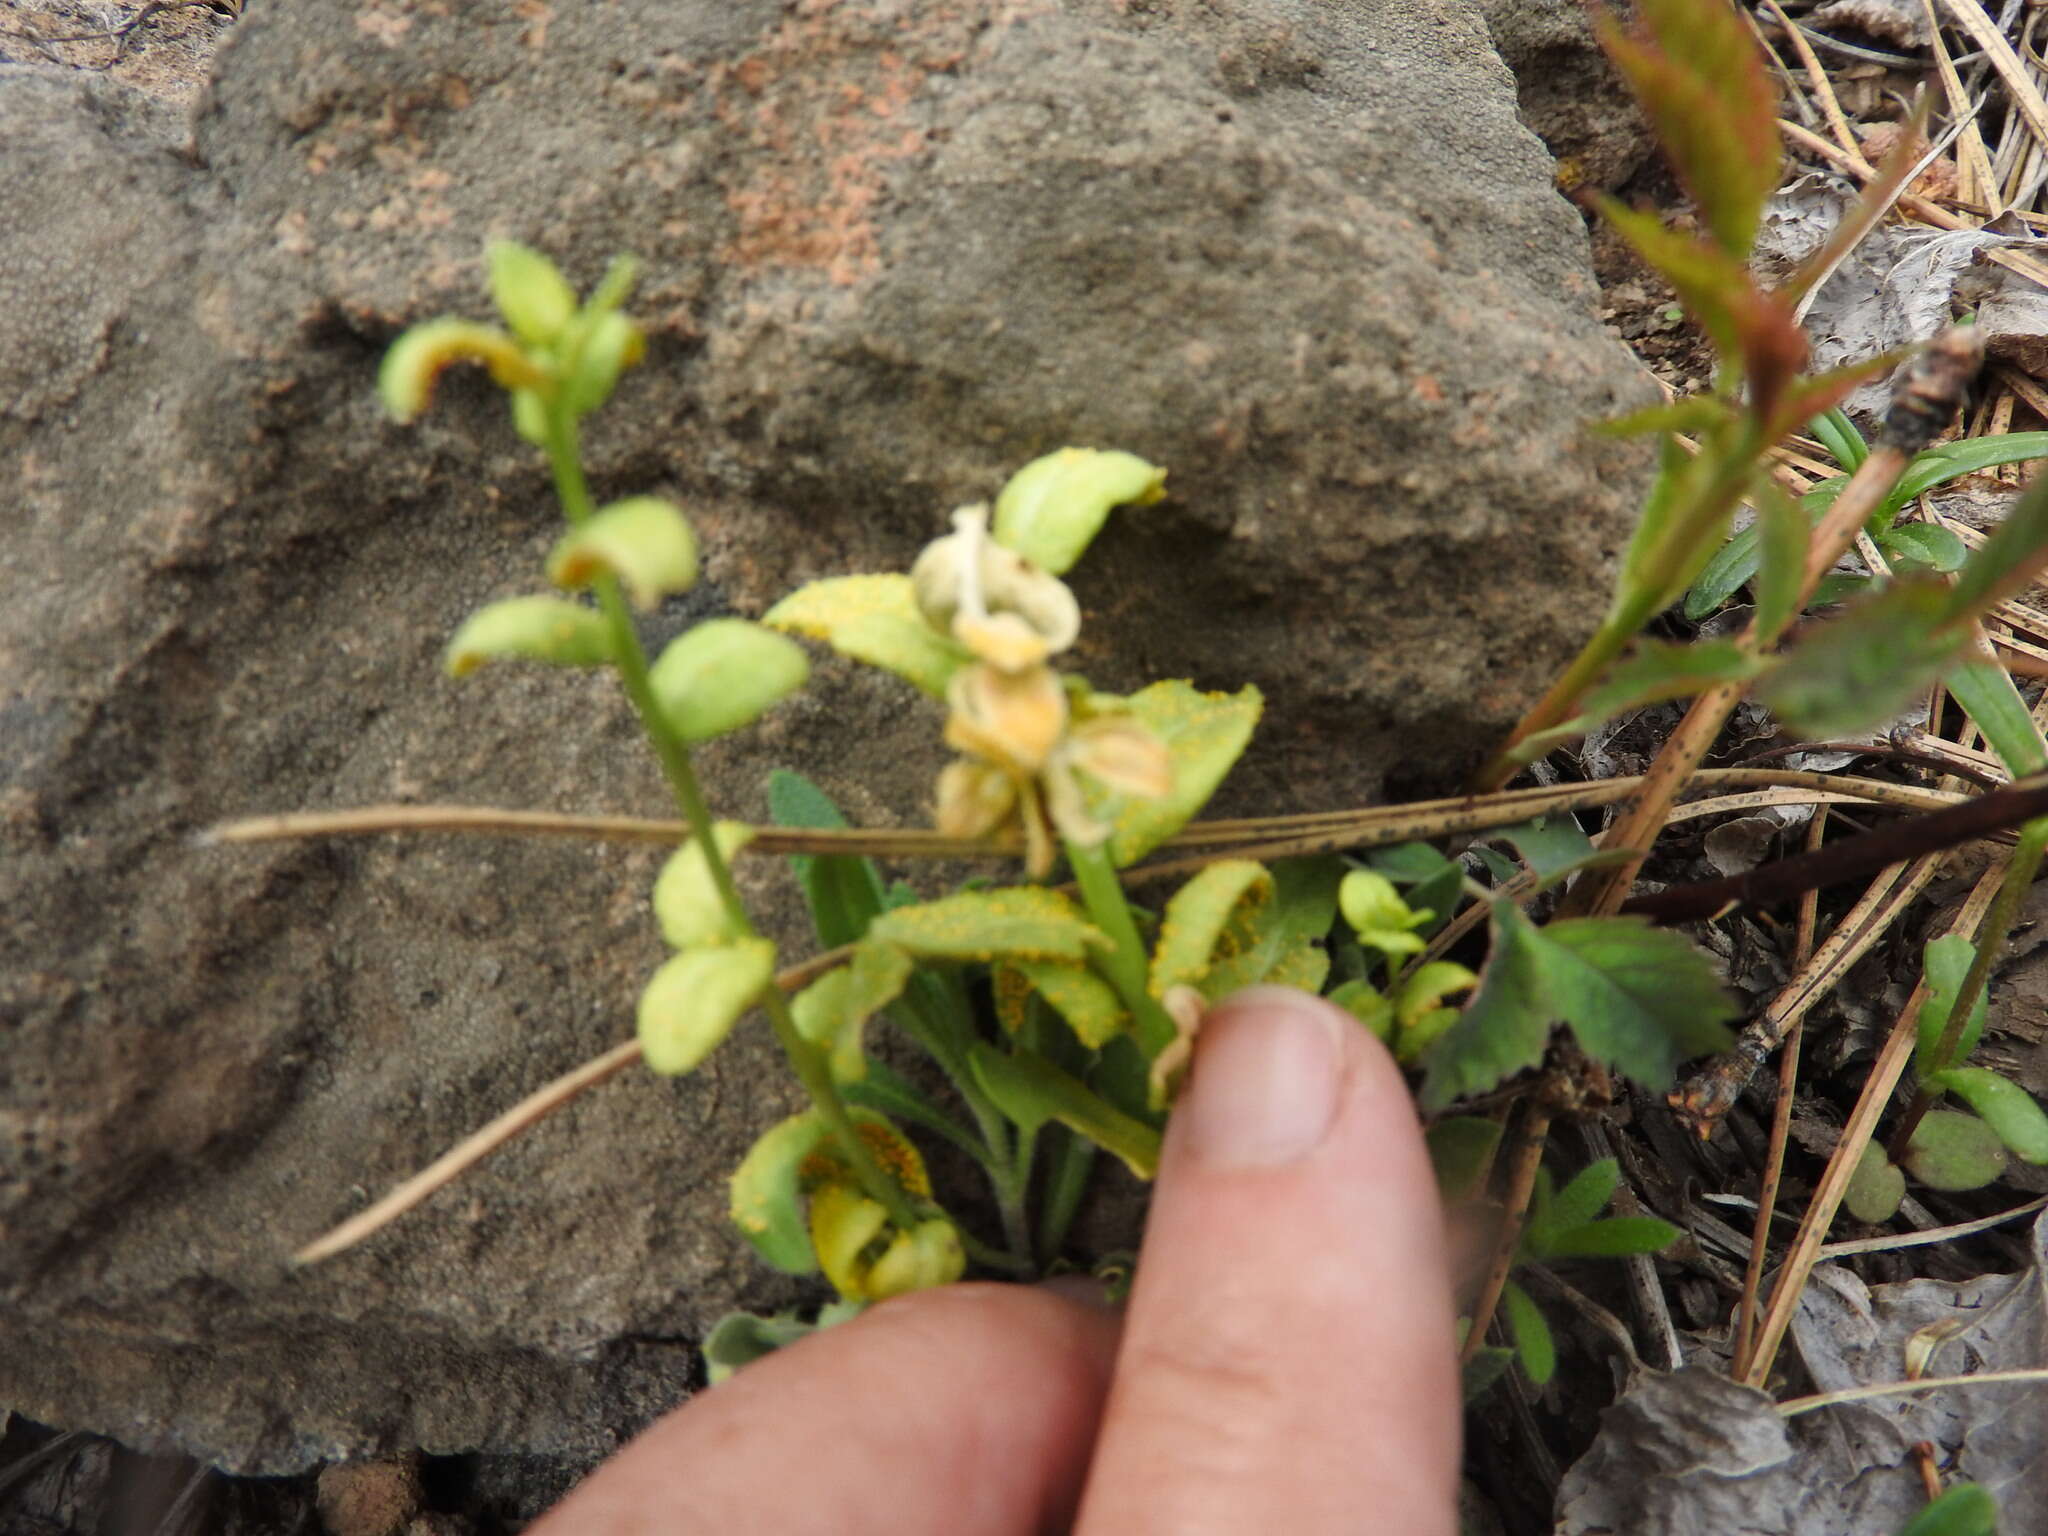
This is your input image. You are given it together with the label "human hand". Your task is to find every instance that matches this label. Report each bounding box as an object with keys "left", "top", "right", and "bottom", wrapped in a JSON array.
[{"left": 532, "top": 985, "right": 1461, "bottom": 1534}]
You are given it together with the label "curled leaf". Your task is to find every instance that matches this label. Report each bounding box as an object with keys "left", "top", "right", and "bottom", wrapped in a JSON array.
[
  {"left": 548, "top": 497, "right": 699, "bottom": 610},
  {"left": 444, "top": 595, "right": 614, "bottom": 677},
  {"left": 1150, "top": 860, "right": 1273, "bottom": 998},
  {"left": 991, "top": 448, "right": 1167, "bottom": 575},
  {"left": 379, "top": 317, "right": 543, "bottom": 423}
]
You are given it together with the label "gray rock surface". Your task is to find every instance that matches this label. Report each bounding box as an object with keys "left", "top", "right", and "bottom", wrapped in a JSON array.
[{"left": 0, "top": 0, "right": 1652, "bottom": 1474}]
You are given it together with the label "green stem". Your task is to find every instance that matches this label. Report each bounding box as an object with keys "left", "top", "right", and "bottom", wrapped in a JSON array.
[
  {"left": 542, "top": 409, "right": 920, "bottom": 1232},
  {"left": 1066, "top": 839, "right": 1178, "bottom": 1057},
  {"left": 1035, "top": 1124, "right": 1097, "bottom": 1268},
  {"left": 1888, "top": 820, "right": 2048, "bottom": 1163}
]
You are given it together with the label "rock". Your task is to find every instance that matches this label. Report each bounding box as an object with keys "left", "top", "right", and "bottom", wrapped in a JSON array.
[
  {"left": 1478, "top": 0, "right": 1653, "bottom": 192},
  {"left": 317, "top": 1456, "right": 423, "bottom": 1536},
  {"left": 0, "top": 0, "right": 1652, "bottom": 1476}
]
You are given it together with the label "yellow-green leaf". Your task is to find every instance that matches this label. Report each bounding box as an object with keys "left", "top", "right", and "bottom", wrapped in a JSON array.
[
  {"left": 991, "top": 447, "right": 1167, "bottom": 575},
  {"left": 1095, "top": 681, "right": 1262, "bottom": 867},
  {"left": 1008, "top": 957, "right": 1129, "bottom": 1047},
  {"left": 637, "top": 936, "right": 776, "bottom": 1075},
  {"left": 729, "top": 1111, "right": 828, "bottom": 1273},
  {"left": 444, "top": 595, "right": 614, "bottom": 677},
  {"left": 765, "top": 575, "right": 968, "bottom": 696},
  {"left": 547, "top": 496, "right": 699, "bottom": 610},
  {"left": 379, "top": 317, "right": 543, "bottom": 423},
  {"left": 648, "top": 618, "right": 810, "bottom": 743},
  {"left": 486, "top": 240, "right": 577, "bottom": 347},
  {"left": 868, "top": 887, "right": 1106, "bottom": 964},
  {"left": 1150, "top": 860, "right": 1272, "bottom": 997},
  {"left": 651, "top": 822, "right": 757, "bottom": 949}
]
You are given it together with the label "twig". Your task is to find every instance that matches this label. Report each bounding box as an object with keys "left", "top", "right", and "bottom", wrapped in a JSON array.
[
  {"left": 1817, "top": 1194, "right": 2048, "bottom": 1258},
  {"left": 1778, "top": 1367, "right": 2048, "bottom": 1416},
  {"left": 1459, "top": 1104, "right": 1552, "bottom": 1368}
]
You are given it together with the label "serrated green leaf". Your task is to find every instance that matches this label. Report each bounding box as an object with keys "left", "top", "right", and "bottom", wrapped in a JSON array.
[
  {"left": 1088, "top": 680, "right": 1260, "bottom": 866},
  {"left": 1008, "top": 957, "right": 1129, "bottom": 1048},
  {"left": 1151, "top": 860, "right": 1272, "bottom": 997},
  {"left": 1537, "top": 916, "right": 1738, "bottom": 1087},
  {"left": 1893, "top": 1481, "right": 1998, "bottom": 1536},
  {"left": 444, "top": 595, "right": 614, "bottom": 677},
  {"left": 1925, "top": 1067, "right": 2048, "bottom": 1163},
  {"left": 648, "top": 618, "right": 809, "bottom": 743},
  {"left": 1758, "top": 576, "right": 1964, "bottom": 739},
  {"left": 651, "top": 821, "right": 757, "bottom": 949},
  {"left": 1501, "top": 1280, "right": 1557, "bottom": 1386},
  {"left": 1418, "top": 903, "right": 1557, "bottom": 1110},
  {"left": 637, "top": 936, "right": 776, "bottom": 1075},
  {"left": 991, "top": 447, "right": 1167, "bottom": 575},
  {"left": 547, "top": 496, "right": 699, "bottom": 611},
  {"left": 1492, "top": 813, "right": 1600, "bottom": 883},
  {"left": 729, "top": 1111, "right": 829, "bottom": 1273},
  {"left": 1538, "top": 1216, "right": 1680, "bottom": 1260},
  {"left": 1902, "top": 1110, "right": 2008, "bottom": 1191},
  {"left": 1916, "top": 934, "right": 1989, "bottom": 1076},
  {"left": 869, "top": 886, "right": 1105, "bottom": 964},
  {"left": 966, "top": 1042, "right": 1161, "bottom": 1178},
  {"left": 1845, "top": 1141, "right": 1906, "bottom": 1223},
  {"left": 1426, "top": 1116, "right": 1501, "bottom": 1204},
  {"left": 764, "top": 576, "right": 969, "bottom": 697}
]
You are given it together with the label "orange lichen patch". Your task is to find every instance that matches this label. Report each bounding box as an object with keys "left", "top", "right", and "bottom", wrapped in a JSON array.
[
  {"left": 355, "top": 5, "right": 413, "bottom": 46},
  {"left": 799, "top": 1119, "right": 932, "bottom": 1198},
  {"left": 515, "top": 0, "right": 550, "bottom": 52},
  {"left": 709, "top": 4, "right": 991, "bottom": 286}
]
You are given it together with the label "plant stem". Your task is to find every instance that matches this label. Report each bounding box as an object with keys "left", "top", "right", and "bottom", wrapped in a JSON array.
[
  {"left": 1066, "top": 839, "right": 1178, "bottom": 1057},
  {"left": 542, "top": 409, "right": 920, "bottom": 1232}
]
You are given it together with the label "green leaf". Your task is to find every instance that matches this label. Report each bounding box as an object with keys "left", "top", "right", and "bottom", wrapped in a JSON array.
[
  {"left": 1092, "top": 681, "right": 1261, "bottom": 867},
  {"left": 486, "top": 240, "right": 577, "bottom": 347},
  {"left": 1492, "top": 813, "right": 1600, "bottom": 883},
  {"left": 1535, "top": 916, "right": 1739, "bottom": 1089},
  {"left": 1544, "top": 1158, "right": 1620, "bottom": 1234},
  {"left": 729, "top": 1111, "right": 829, "bottom": 1273},
  {"left": 637, "top": 936, "right": 776, "bottom": 1075},
  {"left": 1901, "top": 1110, "right": 2008, "bottom": 1191},
  {"left": 1418, "top": 903, "right": 1557, "bottom": 1110},
  {"left": 1006, "top": 958, "right": 1129, "bottom": 1048},
  {"left": 1461, "top": 1346, "right": 1516, "bottom": 1403},
  {"left": 789, "top": 942, "right": 912, "bottom": 1083},
  {"left": 1595, "top": 396, "right": 1738, "bottom": 438},
  {"left": 1394, "top": 962, "right": 1480, "bottom": 1032},
  {"left": 1924, "top": 1067, "right": 2048, "bottom": 1163},
  {"left": 1537, "top": 1216, "right": 1680, "bottom": 1259},
  {"left": 1947, "top": 660, "right": 2048, "bottom": 777},
  {"left": 1596, "top": 0, "right": 1780, "bottom": 259},
  {"left": 1879, "top": 523, "right": 1968, "bottom": 574},
  {"left": 1893, "top": 431, "right": 2048, "bottom": 503},
  {"left": 444, "top": 595, "right": 613, "bottom": 677},
  {"left": 1916, "top": 934, "right": 1989, "bottom": 1077},
  {"left": 1426, "top": 1116, "right": 1502, "bottom": 1204},
  {"left": 1579, "top": 639, "right": 1765, "bottom": 725},
  {"left": 869, "top": 887, "right": 1106, "bottom": 964},
  {"left": 1757, "top": 577, "right": 1965, "bottom": 739},
  {"left": 1152, "top": 860, "right": 1273, "bottom": 996},
  {"left": 1685, "top": 522, "right": 1762, "bottom": 619},
  {"left": 379, "top": 316, "right": 542, "bottom": 423},
  {"left": 648, "top": 618, "right": 810, "bottom": 743},
  {"left": 991, "top": 448, "right": 1168, "bottom": 575},
  {"left": 1845, "top": 1142, "right": 1906, "bottom": 1223},
  {"left": 561, "top": 307, "right": 645, "bottom": 417},
  {"left": 702, "top": 1302, "right": 865, "bottom": 1385},
  {"left": 966, "top": 1042, "right": 1162, "bottom": 1178},
  {"left": 1893, "top": 1482, "right": 1999, "bottom": 1536},
  {"left": 1809, "top": 406, "right": 1867, "bottom": 472},
  {"left": 1500, "top": 1280, "right": 1556, "bottom": 1386},
  {"left": 1368, "top": 842, "right": 1463, "bottom": 938},
  {"left": 547, "top": 496, "right": 699, "bottom": 611},
  {"left": 843, "top": 1062, "right": 989, "bottom": 1166},
  {"left": 768, "top": 769, "right": 890, "bottom": 950},
  {"left": 1338, "top": 868, "right": 1432, "bottom": 962},
  {"left": 764, "top": 575, "right": 969, "bottom": 697},
  {"left": 1945, "top": 467, "right": 2048, "bottom": 622},
  {"left": 1753, "top": 477, "right": 1811, "bottom": 639},
  {"left": 1330, "top": 979, "right": 1395, "bottom": 1042},
  {"left": 651, "top": 822, "right": 757, "bottom": 948}
]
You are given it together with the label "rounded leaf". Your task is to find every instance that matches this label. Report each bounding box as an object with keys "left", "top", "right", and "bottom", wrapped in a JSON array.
[
  {"left": 1845, "top": 1142, "right": 1906, "bottom": 1223},
  {"left": 1096, "top": 681, "right": 1262, "bottom": 867},
  {"left": 648, "top": 619, "right": 810, "bottom": 743},
  {"left": 992, "top": 448, "right": 1167, "bottom": 575},
  {"left": 510, "top": 386, "right": 550, "bottom": 446},
  {"left": 1006, "top": 957, "right": 1129, "bottom": 1048},
  {"left": 864, "top": 1217, "right": 966, "bottom": 1301},
  {"left": 379, "top": 318, "right": 543, "bottom": 423},
  {"left": 1925, "top": 1067, "right": 2048, "bottom": 1163},
  {"left": 637, "top": 936, "right": 776, "bottom": 1075},
  {"left": 1895, "top": 1483, "right": 1998, "bottom": 1536},
  {"left": 548, "top": 497, "right": 699, "bottom": 611},
  {"left": 444, "top": 595, "right": 613, "bottom": 677},
  {"left": 1902, "top": 1110, "right": 2008, "bottom": 1192},
  {"left": 652, "top": 821, "right": 758, "bottom": 948},
  {"left": 728, "top": 1111, "right": 829, "bottom": 1273},
  {"left": 1328, "top": 979, "right": 1395, "bottom": 1042},
  {"left": 1394, "top": 961, "right": 1480, "bottom": 1031},
  {"left": 486, "top": 240, "right": 577, "bottom": 347},
  {"left": 867, "top": 887, "right": 1105, "bottom": 965},
  {"left": 766, "top": 575, "right": 968, "bottom": 697}
]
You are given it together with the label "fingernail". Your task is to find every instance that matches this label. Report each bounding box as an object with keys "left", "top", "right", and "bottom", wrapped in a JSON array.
[{"left": 1180, "top": 987, "right": 1348, "bottom": 1169}]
